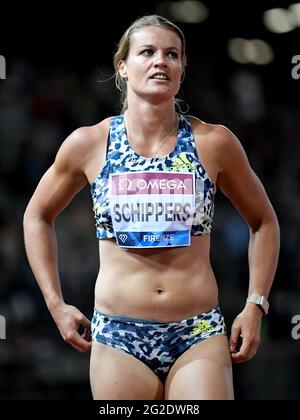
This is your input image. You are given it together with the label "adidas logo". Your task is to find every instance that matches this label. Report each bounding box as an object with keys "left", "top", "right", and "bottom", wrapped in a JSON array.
[
  {"left": 170, "top": 153, "right": 196, "bottom": 171},
  {"left": 190, "top": 320, "right": 213, "bottom": 336}
]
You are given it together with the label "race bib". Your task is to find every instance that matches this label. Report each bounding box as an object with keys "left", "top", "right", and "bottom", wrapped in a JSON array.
[{"left": 109, "top": 171, "right": 195, "bottom": 248}]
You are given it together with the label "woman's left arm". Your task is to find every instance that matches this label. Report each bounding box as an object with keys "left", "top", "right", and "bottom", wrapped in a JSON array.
[{"left": 214, "top": 125, "right": 280, "bottom": 364}]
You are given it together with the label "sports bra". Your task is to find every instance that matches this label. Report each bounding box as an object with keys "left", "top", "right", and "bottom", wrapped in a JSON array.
[{"left": 91, "top": 114, "right": 215, "bottom": 248}]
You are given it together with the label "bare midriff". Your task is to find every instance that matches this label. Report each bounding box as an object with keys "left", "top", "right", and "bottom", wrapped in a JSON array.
[{"left": 94, "top": 234, "right": 219, "bottom": 322}]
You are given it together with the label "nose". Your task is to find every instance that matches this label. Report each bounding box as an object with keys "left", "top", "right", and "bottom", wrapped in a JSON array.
[{"left": 153, "top": 51, "right": 167, "bottom": 68}]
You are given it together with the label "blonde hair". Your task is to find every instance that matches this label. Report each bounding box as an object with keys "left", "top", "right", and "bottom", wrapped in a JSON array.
[{"left": 113, "top": 15, "right": 187, "bottom": 113}]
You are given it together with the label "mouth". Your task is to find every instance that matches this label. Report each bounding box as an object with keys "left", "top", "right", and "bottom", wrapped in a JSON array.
[{"left": 149, "top": 72, "right": 170, "bottom": 81}]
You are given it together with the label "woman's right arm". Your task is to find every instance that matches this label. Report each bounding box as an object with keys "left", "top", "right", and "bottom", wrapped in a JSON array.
[{"left": 23, "top": 127, "right": 94, "bottom": 352}]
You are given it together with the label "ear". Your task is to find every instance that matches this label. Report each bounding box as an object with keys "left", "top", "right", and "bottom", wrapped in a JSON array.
[{"left": 118, "top": 60, "right": 128, "bottom": 79}]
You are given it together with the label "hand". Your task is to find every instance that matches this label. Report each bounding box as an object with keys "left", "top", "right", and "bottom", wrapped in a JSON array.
[
  {"left": 229, "top": 304, "right": 262, "bottom": 364},
  {"left": 49, "top": 302, "right": 92, "bottom": 353}
]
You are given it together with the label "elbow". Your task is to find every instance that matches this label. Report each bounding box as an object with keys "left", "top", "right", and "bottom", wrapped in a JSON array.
[
  {"left": 23, "top": 199, "right": 37, "bottom": 226},
  {"left": 23, "top": 204, "right": 36, "bottom": 236},
  {"left": 23, "top": 204, "right": 33, "bottom": 244},
  {"left": 250, "top": 208, "right": 280, "bottom": 237},
  {"left": 271, "top": 211, "right": 280, "bottom": 243},
  {"left": 23, "top": 203, "right": 32, "bottom": 230},
  {"left": 23, "top": 202, "right": 53, "bottom": 231},
  {"left": 266, "top": 206, "right": 280, "bottom": 236}
]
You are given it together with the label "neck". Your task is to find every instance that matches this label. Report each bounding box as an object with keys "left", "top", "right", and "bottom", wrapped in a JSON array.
[{"left": 124, "top": 96, "right": 177, "bottom": 146}]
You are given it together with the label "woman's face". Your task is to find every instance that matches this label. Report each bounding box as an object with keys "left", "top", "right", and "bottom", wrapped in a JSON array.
[{"left": 119, "top": 26, "right": 184, "bottom": 103}]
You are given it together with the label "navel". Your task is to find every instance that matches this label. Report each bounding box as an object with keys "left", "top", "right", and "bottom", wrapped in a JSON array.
[{"left": 156, "top": 288, "right": 164, "bottom": 295}]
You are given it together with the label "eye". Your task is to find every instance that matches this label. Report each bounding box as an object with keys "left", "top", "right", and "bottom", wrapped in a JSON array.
[
  {"left": 141, "top": 49, "right": 154, "bottom": 56},
  {"left": 167, "top": 51, "right": 179, "bottom": 59}
]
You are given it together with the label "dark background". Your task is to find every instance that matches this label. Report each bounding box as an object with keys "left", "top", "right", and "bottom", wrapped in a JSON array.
[{"left": 0, "top": 0, "right": 299, "bottom": 399}]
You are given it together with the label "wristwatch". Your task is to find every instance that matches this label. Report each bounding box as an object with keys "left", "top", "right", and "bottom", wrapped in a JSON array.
[{"left": 246, "top": 293, "right": 269, "bottom": 315}]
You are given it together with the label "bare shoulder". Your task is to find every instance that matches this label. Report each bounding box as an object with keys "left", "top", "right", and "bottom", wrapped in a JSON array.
[
  {"left": 23, "top": 117, "right": 113, "bottom": 221},
  {"left": 188, "top": 115, "right": 238, "bottom": 148},
  {"left": 188, "top": 115, "right": 277, "bottom": 229},
  {"left": 55, "top": 117, "right": 112, "bottom": 174},
  {"left": 187, "top": 115, "right": 247, "bottom": 173}
]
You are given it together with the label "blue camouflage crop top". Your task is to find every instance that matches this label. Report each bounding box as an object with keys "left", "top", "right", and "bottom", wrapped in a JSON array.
[{"left": 91, "top": 114, "right": 215, "bottom": 248}]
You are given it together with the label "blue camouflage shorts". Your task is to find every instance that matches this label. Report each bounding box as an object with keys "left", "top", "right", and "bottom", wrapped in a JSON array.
[{"left": 91, "top": 305, "right": 226, "bottom": 382}]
